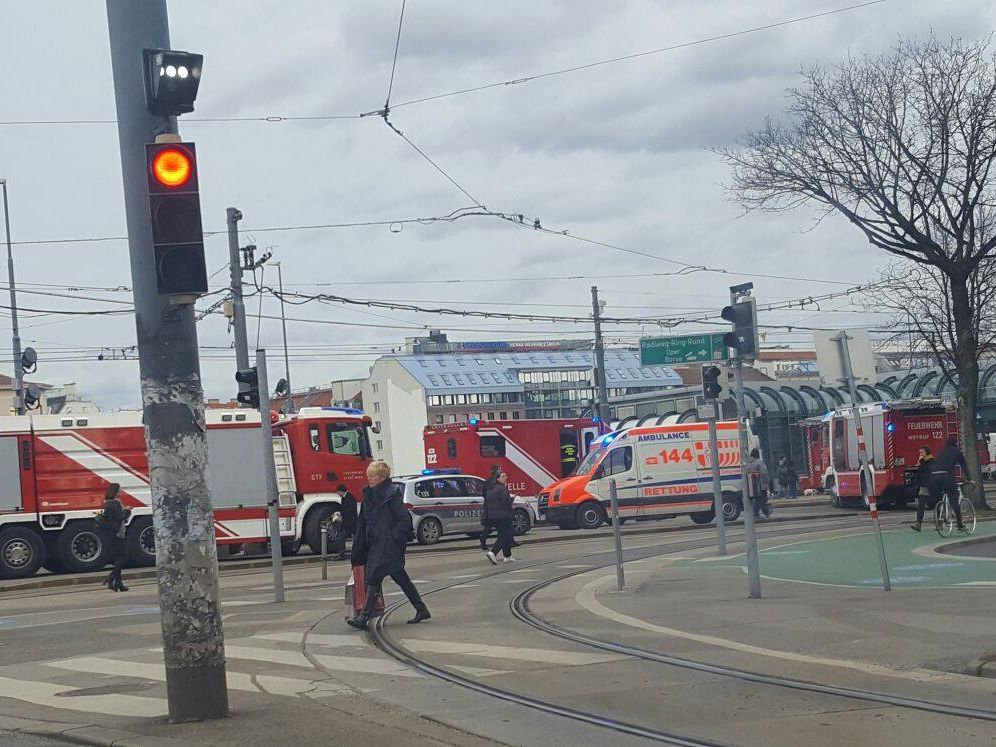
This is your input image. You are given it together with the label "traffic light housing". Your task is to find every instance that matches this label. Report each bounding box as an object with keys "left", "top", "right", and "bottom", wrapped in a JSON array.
[
  {"left": 235, "top": 367, "right": 260, "bottom": 408},
  {"left": 721, "top": 298, "right": 758, "bottom": 359},
  {"left": 146, "top": 142, "right": 208, "bottom": 297},
  {"left": 701, "top": 365, "right": 722, "bottom": 400}
]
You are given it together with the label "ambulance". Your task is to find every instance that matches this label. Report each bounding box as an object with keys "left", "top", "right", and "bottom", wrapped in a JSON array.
[{"left": 538, "top": 420, "right": 752, "bottom": 530}]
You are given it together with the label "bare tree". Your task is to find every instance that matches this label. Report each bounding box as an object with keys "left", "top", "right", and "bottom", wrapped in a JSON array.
[
  {"left": 721, "top": 36, "right": 996, "bottom": 506},
  {"left": 874, "top": 259, "right": 996, "bottom": 384}
]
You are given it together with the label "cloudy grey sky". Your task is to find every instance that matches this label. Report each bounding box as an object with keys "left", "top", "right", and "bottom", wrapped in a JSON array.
[{"left": 1, "top": 0, "right": 993, "bottom": 409}]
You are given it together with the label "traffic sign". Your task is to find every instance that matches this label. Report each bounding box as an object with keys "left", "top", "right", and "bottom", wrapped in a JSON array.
[{"left": 640, "top": 333, "right": 729, "bottom": 366}]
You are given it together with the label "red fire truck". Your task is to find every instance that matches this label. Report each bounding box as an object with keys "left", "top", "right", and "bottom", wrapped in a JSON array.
[
  {"left": 797, "top": 399, "right": 959, "bottom": 508},
  {"left": 424, "top": 418, "right": 602, "bottom": 498},
  {"left": 0, "top": 406, "right": 372, "bottom": 579}
]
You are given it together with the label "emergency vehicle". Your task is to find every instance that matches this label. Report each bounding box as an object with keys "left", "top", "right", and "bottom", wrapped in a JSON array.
[
  {"left": 538, "top": 420, "right": 751, "bottom": 530},
  {"left": 0, "top": 406, "right": 372, "bottom": 579},
  {"left": 424, "top": 418, "right": 602, "bottom": 498},
  {"left": 797, "top": 399, "right": 959, "bottom": 508}
]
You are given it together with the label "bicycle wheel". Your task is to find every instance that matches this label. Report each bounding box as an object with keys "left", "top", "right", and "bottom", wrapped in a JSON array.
[
  {"left": 959, "top": 496, "right": 977, "bottom": 535},
  {"left": 935, "top": 498, "right": 953, "bottom": 537}
]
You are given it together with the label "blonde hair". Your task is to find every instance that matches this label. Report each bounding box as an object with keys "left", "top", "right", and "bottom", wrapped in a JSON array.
[{"left": 367, "top": 461, "right": 391, "bottom": 481}]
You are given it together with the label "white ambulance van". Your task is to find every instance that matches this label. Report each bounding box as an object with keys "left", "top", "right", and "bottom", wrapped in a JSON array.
[{"left": 538, "top": 421, "right": 756, "bottom": 529}]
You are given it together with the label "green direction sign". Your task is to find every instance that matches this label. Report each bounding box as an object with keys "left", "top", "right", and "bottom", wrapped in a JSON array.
[{"left": 640, "top": 333, "right": 729, "bottom": 366}]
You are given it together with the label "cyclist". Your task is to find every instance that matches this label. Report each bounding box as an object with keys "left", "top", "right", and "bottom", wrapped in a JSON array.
[{"left": 929, "top": 436, "right": 969, "bottom": 532}]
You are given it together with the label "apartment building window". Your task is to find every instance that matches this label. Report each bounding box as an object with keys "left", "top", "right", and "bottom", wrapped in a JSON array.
[
  {"left": 434, "top": 416, "right": 444, "bottom": 424},
  {"left": 487, "top": 411, "right": 496, "bottom": 420},
  {"left": 499, "top": 411, "right": 508, "bottom": 420},
  {"left": 373, "top": 401, "right": 380, "bottom": 412},
  {"left": 372, "top": 383, "right": 379, "bottom": 394},
  {"left": 447, "top": 414, "right": 456, "bottom": 423},
  {"left": 444, "top": 395, "right": 454, "bottom": 405},
  {"left": 376, "top": 440, "right": 383, "bottom": 451},
  {"left": 374, "top": 421, "right": 381, "bottom": 432}
]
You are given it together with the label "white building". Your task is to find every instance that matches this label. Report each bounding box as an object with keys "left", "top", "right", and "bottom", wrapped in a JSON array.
[{"left": 361, "top": 343, "right": 680, "bottom": 475}]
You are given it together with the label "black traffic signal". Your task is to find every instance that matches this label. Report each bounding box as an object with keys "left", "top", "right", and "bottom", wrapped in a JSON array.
[
  {"left": 235, "top": 367, "right": 260, "bottom": 408},
  {"left": 721, "top": 298, "right": 758, "bottom": 358},
  {"left": 146, "top": 142, "right": 208, "bottom": 296},
  {"left": 701, "top": 365, "right": 722, "bottom": 400}
]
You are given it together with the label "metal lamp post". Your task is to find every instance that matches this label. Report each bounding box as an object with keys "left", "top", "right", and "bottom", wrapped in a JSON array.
[{"left": 1, "top": 179, "right": 24, "bottom": 416}]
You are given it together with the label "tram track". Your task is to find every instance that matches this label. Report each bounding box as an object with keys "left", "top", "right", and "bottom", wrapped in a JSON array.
[{"left": 366, "top": 516, "right": 878, "bottom": 746}]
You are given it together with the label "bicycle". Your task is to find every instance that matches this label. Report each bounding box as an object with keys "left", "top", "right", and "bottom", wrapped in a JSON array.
[{"left": 934, "top": 483, "right": 977, "bottom": 537}]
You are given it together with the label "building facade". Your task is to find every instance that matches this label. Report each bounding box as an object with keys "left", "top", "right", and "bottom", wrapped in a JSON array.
[{"left": 362, "top": 337, "right": 681, "bottom": 474}]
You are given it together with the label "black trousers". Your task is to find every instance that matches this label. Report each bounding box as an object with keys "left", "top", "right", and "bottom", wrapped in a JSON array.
[
  {"left": 928, "top": 473, "right": 963, "bottom": 525},
  {"left": 105, "top": 534, "right": 127, "bottom": 586},
  {"left": 490, "top": 517, "right": 514, "bottom": 558},
  {"left": 363, "top": 566, "right": 423, "bottom": 613}
]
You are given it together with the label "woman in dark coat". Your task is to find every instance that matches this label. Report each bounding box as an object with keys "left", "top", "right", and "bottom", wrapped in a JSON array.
[
  {"left": 347, "top": 461, "right": 429, "bottom": 630},
  {"left": 483, "top": 471, "right": 515, "bottom": 564},
  {"left": 100, "top": 483, "right": 131, "bottom": 592},
  {"left": 478, "top": 464, "right": 501, "bottom": 551}
]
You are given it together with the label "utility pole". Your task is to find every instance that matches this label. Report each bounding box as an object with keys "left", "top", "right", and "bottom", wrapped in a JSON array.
[
  {"left": 227, "top": 207, "right": 251, "bottom": 403},
  {"left": 272, "top": 260, "right": 293, "bottom": 414},
  {"left": 834, "top": 330, "right": 891, "bottom": 592},
  {"left": 591, "top": 286, "right": 611, "bottom": 425},
  {"left": 105, "top": 0, "right": 228, "bottom": 721},
  {"left": 256, "top": 349, "right": 285, "bottom": 602},
  {"left": 726, "top": 283, "right": 762, "bottom": 599},
  {"left": 1, "top": 180, "right": 23, "bottom": 416}
]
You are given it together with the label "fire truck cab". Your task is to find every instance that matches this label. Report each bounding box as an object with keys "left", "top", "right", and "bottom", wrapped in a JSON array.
[{"left": 798, "top": 400, "right": 959, "bottom": 508}]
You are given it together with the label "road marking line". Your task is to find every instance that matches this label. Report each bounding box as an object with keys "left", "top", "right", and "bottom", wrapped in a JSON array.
[
  {"left": 450, "top": 574, "right": 482, "bottom": 579},
  {"left": 45, "top": 656, "right": 353, "bottom": 698},
  {"left": 312, "top": 654, "right": 420, "bottom": 678},
  {"left": 449, "top": 665, "right": 512, "bottom": 677},
  {"left": 255, "top": 632, "right": 367, "bottom": 648},
  {"left": 556, "top": 564, "right": 594, "bottom": 569},
  {"left": 0, "top": 674, "right": 165, "bottom": 718},
  {"left": 450, "top": 584, "right": 480, "bottom": 589},
  {"left": 575, "top": 574, "right": 972, "bottom": 685},
  {"left": 403, "top": 639, "right": 624, "bottom": 665},
  {"left": 499, "top": 579, "right": 540, "bottom": 583}
]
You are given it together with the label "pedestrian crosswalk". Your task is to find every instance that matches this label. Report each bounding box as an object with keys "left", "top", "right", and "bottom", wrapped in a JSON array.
[{"left": 0, "top": 628, "right": 415, "bottom": 719}]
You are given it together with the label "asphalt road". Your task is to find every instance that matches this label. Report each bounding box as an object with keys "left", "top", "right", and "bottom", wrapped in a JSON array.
[{"left": 1, "top": 505, "right": 991, "bottom": 746}]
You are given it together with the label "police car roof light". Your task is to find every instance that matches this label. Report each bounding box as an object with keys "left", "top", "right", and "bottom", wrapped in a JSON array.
[
  {"left": 421, "top": 468, "right": 462, "bottom": 475},
  {"left": 469, "top": 418, "right": 479, "bottom": 425}
]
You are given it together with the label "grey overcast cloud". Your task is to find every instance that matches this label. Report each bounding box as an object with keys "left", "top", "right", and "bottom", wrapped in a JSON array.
[{"left": 1, "top": 0, "right": 993, "bottom": 409}]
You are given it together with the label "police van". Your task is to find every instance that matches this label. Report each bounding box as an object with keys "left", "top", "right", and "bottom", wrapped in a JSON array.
[
  {"left": 394, "top": 469, "right": 537, "bottom": 545},
  {"left": 539, "top": 421, "right": 755, "bottom": 530}
]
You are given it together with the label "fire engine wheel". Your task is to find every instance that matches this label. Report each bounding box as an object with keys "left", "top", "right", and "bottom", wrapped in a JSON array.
[
  {"left": 55, "top": 520, "right": 110, "bottom": 574},
  {"left": 576, "top": 501, "right": 606, "bottom": 530},
  {"left": 281, "top": 538, "right": 302, "bottom": 556},
  {"left": 512, "top": 509, "right": 532, "bottom": 536},
  {"left": 126, "top": 517, "right": 157, "bottom": 567},
  {"left": 0, "top": 527, "right": 45, "bottom": 579},
  {"left": 722, "top": 492, "right": 742, "bottom": 522},
  {"left": 304, "top": 504, "right": 337, "bottom": 555},
  {"left": 416, "top": 517, "right": 443, "bottom": 545}
]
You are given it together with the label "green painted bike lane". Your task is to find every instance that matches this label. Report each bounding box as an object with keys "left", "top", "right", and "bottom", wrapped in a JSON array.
[{"left": 677, "top": 521, "right": 996, "bottom": 589}]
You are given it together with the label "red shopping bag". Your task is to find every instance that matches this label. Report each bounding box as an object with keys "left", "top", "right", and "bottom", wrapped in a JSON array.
[{"left": 344, "top": 565, "right": 385, "bottom": 618}]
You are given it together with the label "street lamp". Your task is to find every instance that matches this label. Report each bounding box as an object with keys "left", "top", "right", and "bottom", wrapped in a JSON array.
[
  {"left": 1, "top": 178, "right": 24, "bottom": 416},
  {"left": 267, "top": 259, "right": 293, "bottom": 415}
]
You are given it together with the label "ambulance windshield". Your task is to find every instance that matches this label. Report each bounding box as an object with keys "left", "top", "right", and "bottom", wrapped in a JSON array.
[{"left": 575, "top": 442, "right": 606, "bottom": 475}]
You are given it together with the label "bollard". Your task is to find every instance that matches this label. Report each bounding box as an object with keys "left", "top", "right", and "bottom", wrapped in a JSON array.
[
  {"left": 320, "top": 524, "right": 328, "bottom": 581},
  {"left": 608, "top": 479, "right": 625, "bottom": 591}
]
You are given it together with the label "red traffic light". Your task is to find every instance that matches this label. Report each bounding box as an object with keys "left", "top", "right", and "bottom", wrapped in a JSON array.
[{"left": 151, "top": 147, "right": 193, "bottom": 188}]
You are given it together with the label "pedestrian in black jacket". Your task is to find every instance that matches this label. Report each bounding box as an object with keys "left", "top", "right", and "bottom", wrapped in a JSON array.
[
  {"left": 347, "top": 461, "right": 430, "bottom": 630},
  {"left": 99, "top": 483, "right": 130, "bottom": 592},
  {"left": 911, "top": 446, "right": 934, "bottom": 532},
  {"left": 478, "top": 465, "right": 501, "bottom": 551},
  {"left": 331, "top": 484, "right": 358, "bottom": 560},
  {"left": 484, "top": 471, "right": 515, "bottom": 564}
]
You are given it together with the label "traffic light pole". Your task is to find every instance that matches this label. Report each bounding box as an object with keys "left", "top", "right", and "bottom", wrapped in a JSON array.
[
  {"left": 106, "top": 0, "right": 228, "bottom": 721},
  {"left": 732, "top": 355, "right": 762, "bottom": 599},
  {"left": 256, "top": 349, "right": 285, "bottom": 603},
  {"left": 1, "top": 180, "right": 23, "bottom": 416},
  {"left": 706, "top": 408, "right": 726, "bottom": 556},
  {"left": 591, "top": 286, "right": 611, "bottom": 425},
  {"left": 227, "top": 208, "right": 251, "bottom": 404},
  {"left": 835, "top": 330, "right": 891, "bottom": 592}
]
